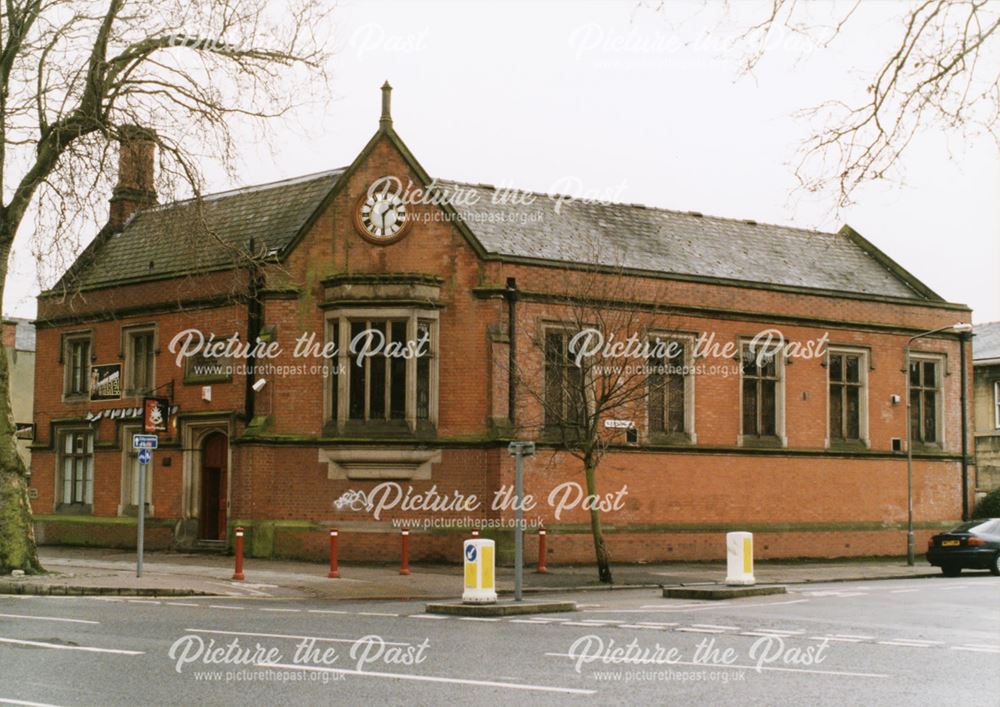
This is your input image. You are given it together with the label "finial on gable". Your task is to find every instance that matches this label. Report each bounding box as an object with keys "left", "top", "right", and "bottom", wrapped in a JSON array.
[{"left": 380, "top": 81, "right": 392, "bottom": 128}]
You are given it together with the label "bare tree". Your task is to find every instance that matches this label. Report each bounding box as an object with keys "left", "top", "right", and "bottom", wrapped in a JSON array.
[
  {"left": 513, "top": 259, "right": 680, "bottom": 584},
  {"left": 652, "top": 0, "right": 999, "bottom": 206},
  {"left": 0, "top": 0, "right": 332, "bottom": 574}
]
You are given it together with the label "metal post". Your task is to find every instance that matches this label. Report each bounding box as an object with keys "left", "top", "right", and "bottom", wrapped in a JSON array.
[
  {"left": 906, "top": 344, "right": 914, "bottom": 566},
  {"left": 514, "top": 447, "right": 524, "bottom": 602},
  {"left": 400, "top": 529, "right": 410, "bottom": 575},
  {"left": 959, "top": 331, "right": 970, "bottom": 521},
  {"left": 328, "top": 528, "right": 339, "bottom": 579},
  {"left": 136, "top": 459, "right": 147, "bottom": 578},
  {"left": 537, "top": 526, "right": 548, "bottom": 574},
  {"left": 232, "top": 527, "right": 245, "bottom": 581}
]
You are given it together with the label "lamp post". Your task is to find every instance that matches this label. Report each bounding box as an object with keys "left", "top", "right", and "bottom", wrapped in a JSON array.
[{"left": 905, "top": 321, "right": 973, "bottom": 566}]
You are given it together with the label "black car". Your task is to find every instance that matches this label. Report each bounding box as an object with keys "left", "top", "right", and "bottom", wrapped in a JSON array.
[{"left": 927, "top": 519, "right": 1000, "bottom": 576}]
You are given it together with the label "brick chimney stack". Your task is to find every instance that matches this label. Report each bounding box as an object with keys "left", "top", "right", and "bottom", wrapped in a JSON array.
[{"left": 108, "top": 125, "right": 157, "bottom": 230}]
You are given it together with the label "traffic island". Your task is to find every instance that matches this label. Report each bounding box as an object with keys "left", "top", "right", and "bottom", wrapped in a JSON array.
[
  {"left": 663, "top": 585, "right": 787, "bottom": 600},
  {"left": 425, "top": 600, "right": 577, "bottom": 617}
]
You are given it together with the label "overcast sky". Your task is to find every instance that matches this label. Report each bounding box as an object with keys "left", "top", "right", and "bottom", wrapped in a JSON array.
[{"left": 6, "top": 0, "right": 998, "bottom": 322}]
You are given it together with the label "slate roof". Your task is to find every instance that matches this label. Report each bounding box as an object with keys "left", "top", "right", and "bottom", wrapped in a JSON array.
[
  {"left": 58, "top": 166, "right": 931, "bottom": 301},
  {"left": 438, "top": 181, "right": 925, "bottom": 300},
  {"left": 60, "top": 169, "right": 344, "bottom": 290},
  {"left": 973, "top": 321, "right": 1000, "bottom": 362}
]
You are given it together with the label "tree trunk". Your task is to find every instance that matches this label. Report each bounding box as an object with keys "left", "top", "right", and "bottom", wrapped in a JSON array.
[
  {"left": 0, "top": 239, "right": 42, "bottom": 575},
  {"left": 583, "top": 457, "right": 612, "bottom": 584}
]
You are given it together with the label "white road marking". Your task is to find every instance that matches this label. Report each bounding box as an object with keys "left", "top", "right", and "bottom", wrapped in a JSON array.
[
  {"left": 508, "top": 619, "right": 550, "bottom": 624},
  {"left": 256, "top": 662, "right": 597, "bottom": 695},
  {"left": 888, "top": 589, "right": 918, "bottom": 594},
  {"left": 833, "top": 633, "right": 874, "bottom": 640},
  {"left": 164, "top": 602, "right": 199, "bottom": 607},
  {"left": 560, "top": 621, "right": 601, "bottom": 627},
  {"left": 576, "top": 603, "right": 602, "bottom": 608},
  {"left": 809, "top": 636, "right": 861, "bottom": 643},
  {"left": 885, "top": 639, "right": 942, "bottom": 645},
  {"left": 356, "top": 612, "right": 398, "bottom": 617},
  {"left": 950, "top": 645, "right": 1000, "bottom": 653},
  {"left": 0, "top": 697, "right": 67, "bottom": 707},
  {"left": 599, "top": 599, "right": 810, "bottom": 614},
  {"left": 408, "top": 614, "right": 447, "bottom": 620},
  {"left": 543, "top": 652, "right": 889, "bottom": 678},
  {"left": 752, "top": 628, "right": 805, "bottom": 635},
  {"left": 676, "top": 627, "right": 725, "bottom": 634},
  {"left": 635, "top": 622, "right": 678, "bottom": 628},
  {"left": 0, "top": 613, "right": 98, "bottom": 625},
  {"left": 691, "top": 623, "right": 738, "bottom": 630},
  {"left": 127, "top": 599, "right": 161, "bottom": 605},
  {"left": 258, "top": 608, "right": 300, "bottom": 613},
  {"left": 459, "top": 617, "right": 500, "bottom": 622},
  {"left": 307, "top": 609, "right": 349, "bottom": 615},
  {"left": 877, "top": 641, "right": 931, "bottom": 648},
  {"left": 208, "top": 605, "right": 244, "bottom": 611},
  {"left": 185, "top": 628, "right": 409, "bottom": 646},
  {"left": 0, "top": 637, "right": 143, "bottom": 656}
]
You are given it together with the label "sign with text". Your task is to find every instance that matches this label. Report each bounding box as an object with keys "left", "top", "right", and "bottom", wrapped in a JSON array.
[
  {"left": 89, "top": 363, "right": 122, "bottom": 401},
  {"left": 143, "top": 397, "right": 170, "bottom": 433},
  {"left": 132, "top": 434, "right": 158, "bottom": 450}
]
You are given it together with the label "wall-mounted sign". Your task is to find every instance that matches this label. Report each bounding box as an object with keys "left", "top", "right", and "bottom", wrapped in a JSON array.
[
  {"left": 90, "top": 364, "right": 122, "bottom": 401},
  {"left": 15, "top": 422, "right": 34, "bottom": 440},
  {"left": 143, "top": 397, "right": 170, "bottom": 433}
]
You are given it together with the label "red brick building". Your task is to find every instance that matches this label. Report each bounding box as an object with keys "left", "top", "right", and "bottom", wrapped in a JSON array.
[{"left": 30, "top": 86, "right": 975, "bottom": 564}]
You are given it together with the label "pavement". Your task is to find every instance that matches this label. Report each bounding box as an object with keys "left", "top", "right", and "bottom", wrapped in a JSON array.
[{"left": 0, "top": 546, "right": 940, "bottom": 599}]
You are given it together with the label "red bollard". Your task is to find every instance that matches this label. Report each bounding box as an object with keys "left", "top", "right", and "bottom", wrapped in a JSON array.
[
  {"left": 536, "top": 526, "right": 548, "bottom": 574},
  {"left": 400, "top": 529, "right": 411, "bottom": 575},
  {"left": 328, "top": 527, "right": 340, "bottom": 579},
  {"left": 232, "top": 526, "right": 246, "bottom": 581}
]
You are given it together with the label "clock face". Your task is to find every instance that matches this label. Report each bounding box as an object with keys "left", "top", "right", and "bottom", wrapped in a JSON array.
[{"left": 356, "top": 190, "right": 409, "bottom": 243}]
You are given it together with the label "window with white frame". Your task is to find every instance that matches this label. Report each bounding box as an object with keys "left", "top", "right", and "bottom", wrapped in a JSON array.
[
  {"left": 909, "top": 354, "right": 943, "bottom": 445},
  {"left": 828, "top": 349, "right": 868, "bottom": 445},
  {"left": 58, "top": 430, "right": 93, "bottom": 509},
  {"left": 543, "top": 328, "right": 586, "bottom": 431},
  {"left": 120, "top": 428, "right": 152, "bottom": 515},
  {"left": 63, "top": 334, "right": 92, "bottom": 398},
  {"left": 647, "top": 335, "right": 694, "bottom": 440},
  {"left": 124, "top": 325, "right": 156, "bottom": 395},
  {"left": 740, "top": 341, "right": 783, "bottom": 442},
  {"left": 326, "top": 310, "right": 437, "bottom": 429}
]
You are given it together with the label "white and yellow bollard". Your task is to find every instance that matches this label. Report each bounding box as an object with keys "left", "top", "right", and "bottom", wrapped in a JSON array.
[
  {"left": 725, "top": 531, "right": 755, "bottom": 586},
  {"left": 462, "top": 539, "right": 497, "bottom": 604}
]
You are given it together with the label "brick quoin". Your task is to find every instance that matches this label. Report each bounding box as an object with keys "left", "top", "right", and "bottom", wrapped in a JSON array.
[{"left": 29, "top": 93, "right": 974, "bottom": 566}]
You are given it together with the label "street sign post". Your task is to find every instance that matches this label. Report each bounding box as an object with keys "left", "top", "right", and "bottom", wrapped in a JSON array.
[
  {"left": 507, "top": 440, "right": 535, "bottom": 602},
  {"left": 132, "top": 435, "right": 157, "bottom": 578}
]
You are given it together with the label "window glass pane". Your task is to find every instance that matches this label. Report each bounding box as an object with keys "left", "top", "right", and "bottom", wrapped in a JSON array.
[
  {"left": 829, "top": 385, "right": 843, "bottom": 439},
  {"left": 924, "top": 390, "right": 936, "bottom": 442},
  {"left": 666, "top": 373, "right": 684, "bottom": 434},
  {"left": 923, "top": 361, "right": 936, "bottom": 387},
  {"left": 330, "top": 323, "right": 339, "bottom": 420},
  {"left": 544, "top": 333, "right": 563, "bottom": 427},
  {"left": 846, "top": 386, "right": 860, "bottom": 439},
  {"left": 648, "top": 370, "right": 664, "bottom": 433},
  {"left": 741, "top": 348, "right": 757, "bottom": 377},
  {"left": 567, "top": 361, "right": 583, "bottom": 426},
  {"left": 349, "top": 321, "right": 365, "bottom": 420},
  {"left": 846, "top": 355, "right": 860, "bottom": 383},
  {"left": 829, "top": 354, "right": 842, "bottom": 382},
  {"left": 909, "top": 391, "right": 920, "bottom": 439},
  {"left": 909, "top": 361, "right": 920, "bottom": 386},
  {"left": 369, "top": 345, "right": 386, "bottom": 420},
  {"left": 761, "top": 380, "right": 776, "bottom": 436},
  {"left": 742, "top": 379, "right": 757, "bottom": 435}
]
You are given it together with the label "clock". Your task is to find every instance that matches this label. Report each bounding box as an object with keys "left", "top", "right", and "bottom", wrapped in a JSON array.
[{"left": 355, "top": 189, "right": 410, "bottom": 244}]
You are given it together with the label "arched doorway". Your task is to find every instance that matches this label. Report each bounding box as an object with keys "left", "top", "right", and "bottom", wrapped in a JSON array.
[{"left": 199, "top": 432, "right": 228, "bottom": 540}]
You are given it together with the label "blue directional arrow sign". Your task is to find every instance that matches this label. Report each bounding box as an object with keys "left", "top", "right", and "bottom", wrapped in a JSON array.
[{"left": 138, "top": 448, "right": 152, "bottom": 465}]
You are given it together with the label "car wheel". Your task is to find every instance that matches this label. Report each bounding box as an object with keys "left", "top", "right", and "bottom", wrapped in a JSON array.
[
  {"left": 941, "top": 564, "right": 962, "bottom": 577},
  {"left": 990, "top": 553, "right": 1000, "bottom": 577}
]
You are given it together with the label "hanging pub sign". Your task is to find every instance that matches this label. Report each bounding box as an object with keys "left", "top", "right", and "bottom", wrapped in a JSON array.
[
  {"left": 89, "top": 363, "right": 122, "bottom": 401},
  {"left": 143, "top": 397, "right": 171, "bottom": 433}
]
